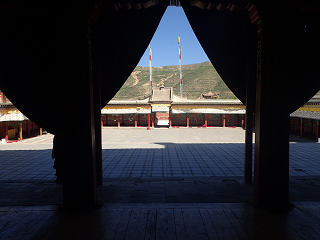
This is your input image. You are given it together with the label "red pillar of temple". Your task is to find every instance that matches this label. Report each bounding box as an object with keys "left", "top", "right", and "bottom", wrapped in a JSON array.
[
  {"left": 4, "top": 123, "right": 8, "bottom": 141},
  {"left": 204, "top": 114, "right": 207, "bottom": 127},
  {"left": 241, "top": 115, "right": 245, "bottom": 128},
  {"left": 148, "top": 114, "right": 150, "bottom": 130},
  {"left": 223, "top": 115, "right": 226, "bottom": 127},
  {"left": 152, "top": 113, "right": 154, "bottom": 127},
  {"left": 135, "top": 115, "right": 137, "bottom": 127},
  {"left": 300, "top": 118, "right": 304, "bottom": 137},
  {"left": 187, "top": 114, "right": 189, "bottom": 127},
  {"left": 117, "top": 115, "right": 120, "bottom": 127},
  {"left": 169, "top": 112, "right": 172, "bottom": 128},
  {"left": 317, "top": 120, "right": 320, "bottom": 140},
  {"left": 26, "top": 121, "right": 30, "bottom": 137},
  {"left": 18, "top": 122, "right": 22, "bottom": 140},
  {"left": 101, "top": 116, "right": 103, "bottom": 127}
]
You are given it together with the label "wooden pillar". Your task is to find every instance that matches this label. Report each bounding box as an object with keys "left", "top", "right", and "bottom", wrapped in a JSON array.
[
  {"left": 152, "top": 113, "right": 154, "bottom": 127},
  {"left": 39, "top": 127, "right": 42, "bottom": 136},
  {"left": 59, "top": 20, "right": 98, "bottom": 211},
  {"left": 26, "top": 121, "right": 30, "bottom": 137},
  {"left": 253, "top": 16, "right": 291, "bottom": 211},
  {"left": 244, "top": 19, "right": 256, "bottom": 184},
  {"left": 241, "top": 115, "right": 245, "bottom": 129},
  {"left": 300, "top": 118, "right": 304, "bottom": 137},
  {"left": 117, "top": 115, "right": 120, "bottom": 127},
  {"left": 222, "top": 114, "right": 226, "bottom": 127},
  {"left": 18, "top": 122, "right": 22, "bottom": 140},
  {"left": 4, "top": 123, "right": 8, "bottom": 141},
  {"left": 187, "top": 114, "right": 189, "bottom": 127},
  {"left": 317, "top": 120, "right": 320, "bottom": 140},
  {"left": 92, "top": 22, "right": 103, "bottom": 186},
  {"left": 204, "top": 114, "right": 207, "bottom": 126},
  {"left": 135, "top": 115, "right": 137, "bottom": 127},
  {"left": 148, "top": 114, "right": 150, "bottom": 130},
  {"left": 169, "top": 112, "right": 172, "bottom": 128}
]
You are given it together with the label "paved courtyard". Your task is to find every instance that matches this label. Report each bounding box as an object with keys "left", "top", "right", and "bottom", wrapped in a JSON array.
[
  {"left": 0, "top": 127, "right": 320, "bottom": 206},
  {"left": 0, "top": 127, "right": 320, "bottom": 180}
]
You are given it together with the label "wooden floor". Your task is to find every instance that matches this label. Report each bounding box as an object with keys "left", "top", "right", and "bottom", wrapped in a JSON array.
[{"left": 1, "top": 202, "right": 320, "bottom": 240}]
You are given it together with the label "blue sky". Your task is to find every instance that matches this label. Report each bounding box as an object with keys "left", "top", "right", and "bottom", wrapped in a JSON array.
[{"left": 137, "top": 6, "right": 210, "bottom": 67}]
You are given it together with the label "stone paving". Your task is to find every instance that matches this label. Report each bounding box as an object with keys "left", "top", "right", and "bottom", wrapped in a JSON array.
[{"left": 0, "top": 127, "right": 320, "bottom": 206}]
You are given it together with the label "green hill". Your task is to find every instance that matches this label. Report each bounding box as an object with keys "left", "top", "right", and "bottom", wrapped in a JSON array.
[{"left": 112, "top": 61, "right": 236, "bottom": 100}]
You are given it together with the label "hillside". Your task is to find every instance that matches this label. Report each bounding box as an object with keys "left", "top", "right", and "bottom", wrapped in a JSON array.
[{"left": 112, "top": 61, "right": 236, "bottom": 100}]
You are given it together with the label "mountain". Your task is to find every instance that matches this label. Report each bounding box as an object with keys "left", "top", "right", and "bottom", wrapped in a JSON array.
[{"left": 112, "top": 61, "right": 237, "bottom": 100}]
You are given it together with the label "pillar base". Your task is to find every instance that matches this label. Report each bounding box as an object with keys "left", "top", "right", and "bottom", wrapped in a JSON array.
[{"left": 251, "top": 201, "right": 295, "bottom": 213}]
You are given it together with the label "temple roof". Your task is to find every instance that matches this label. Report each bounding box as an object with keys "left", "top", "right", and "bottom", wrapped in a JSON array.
[{"left": 149, "top": 86, "right": 173, "bottom": 103}]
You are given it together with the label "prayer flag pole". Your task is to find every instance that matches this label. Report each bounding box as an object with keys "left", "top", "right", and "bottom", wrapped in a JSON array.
[
  {"left": 149, "top": 45, "right": 152, "bottom": 96},
  {"left": 178, "top": 37, "right": 183, "bottom": 98}
]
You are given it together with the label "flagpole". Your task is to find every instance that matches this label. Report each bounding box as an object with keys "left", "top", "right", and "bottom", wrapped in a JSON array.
[
  {"left": 178, "top": 37, "right": 183, "bottom": 98},
  {"left": 149, "top": 45, "right": 152, "bottom": 96}
]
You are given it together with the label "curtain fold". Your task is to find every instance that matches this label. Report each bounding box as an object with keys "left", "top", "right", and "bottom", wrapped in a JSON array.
[
  {"left": 0, "top": 1, "right": 169, "bottom": 134},
  {"left": 99, "top": 0, "right": 169, "bottom": 107},
  {"left": 180, "top": 0, "right": 320, "bottom": 113},
  {"left": 0, "top": 9, "right": 65, "bottom": 134},
  {"left": 180, "top": 0, "right": 248, "bottom": 104}
]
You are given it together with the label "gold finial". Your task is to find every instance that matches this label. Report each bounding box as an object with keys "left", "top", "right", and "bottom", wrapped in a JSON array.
[
  {"left": 160, "top": 80, "right": 164, "bottom": 87},
  {"left": 178, "top": 36, "right": 180, "bottom": 44}
]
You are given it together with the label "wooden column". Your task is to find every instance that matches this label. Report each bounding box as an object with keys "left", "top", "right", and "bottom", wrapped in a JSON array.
[
  {"left": 187, "top": 114, "right": 189, "bottom": 127},
  {"left": 92, "top": 22, "right": 103, "bottom": 186},
  {"left": 39, "top": 127, "right": 42, "bottom": 136},
  {"left": 59, "top": 20, "right": 98, "bottom": 211},
  {"left": 316, "top": 120, "right": 320, "bottom": 141},
  {"left": 300, "top": 118, "right": 304, "bottom": 137},
  {"left": 241, "top": 115, "right": 245, "bottom": 128},
  {"left": 222, "top": 115, "right": 226, "bottom": 127},
  {"left": 169, "top": 112, "right": 172, "bottom": 128},
  {"left": 18, "top": 122, "right": 22, "bottom": 140},
  {"left": 4, "top": 123, "right": 8, "bottom": 141},
  {"left": 204, "top": 114, "right": 207, "bottom": 126},
  {"left": 244, "top": 19, "right": 256, "bottom": 184},
  {"left": 26, "top": 121, "right": 30, "bottom": 137},
  {"left": 254, "top": 16, "right": 291, "bottom": 211},
  {"left": 148, "top": 114, "right": 150, "bottom": 130},
  {"left": 152, "top": 113, "right": 154, "bottom": 127},
  {"left": 135, "top": 115, "right": 137, "bottom": 127}
]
